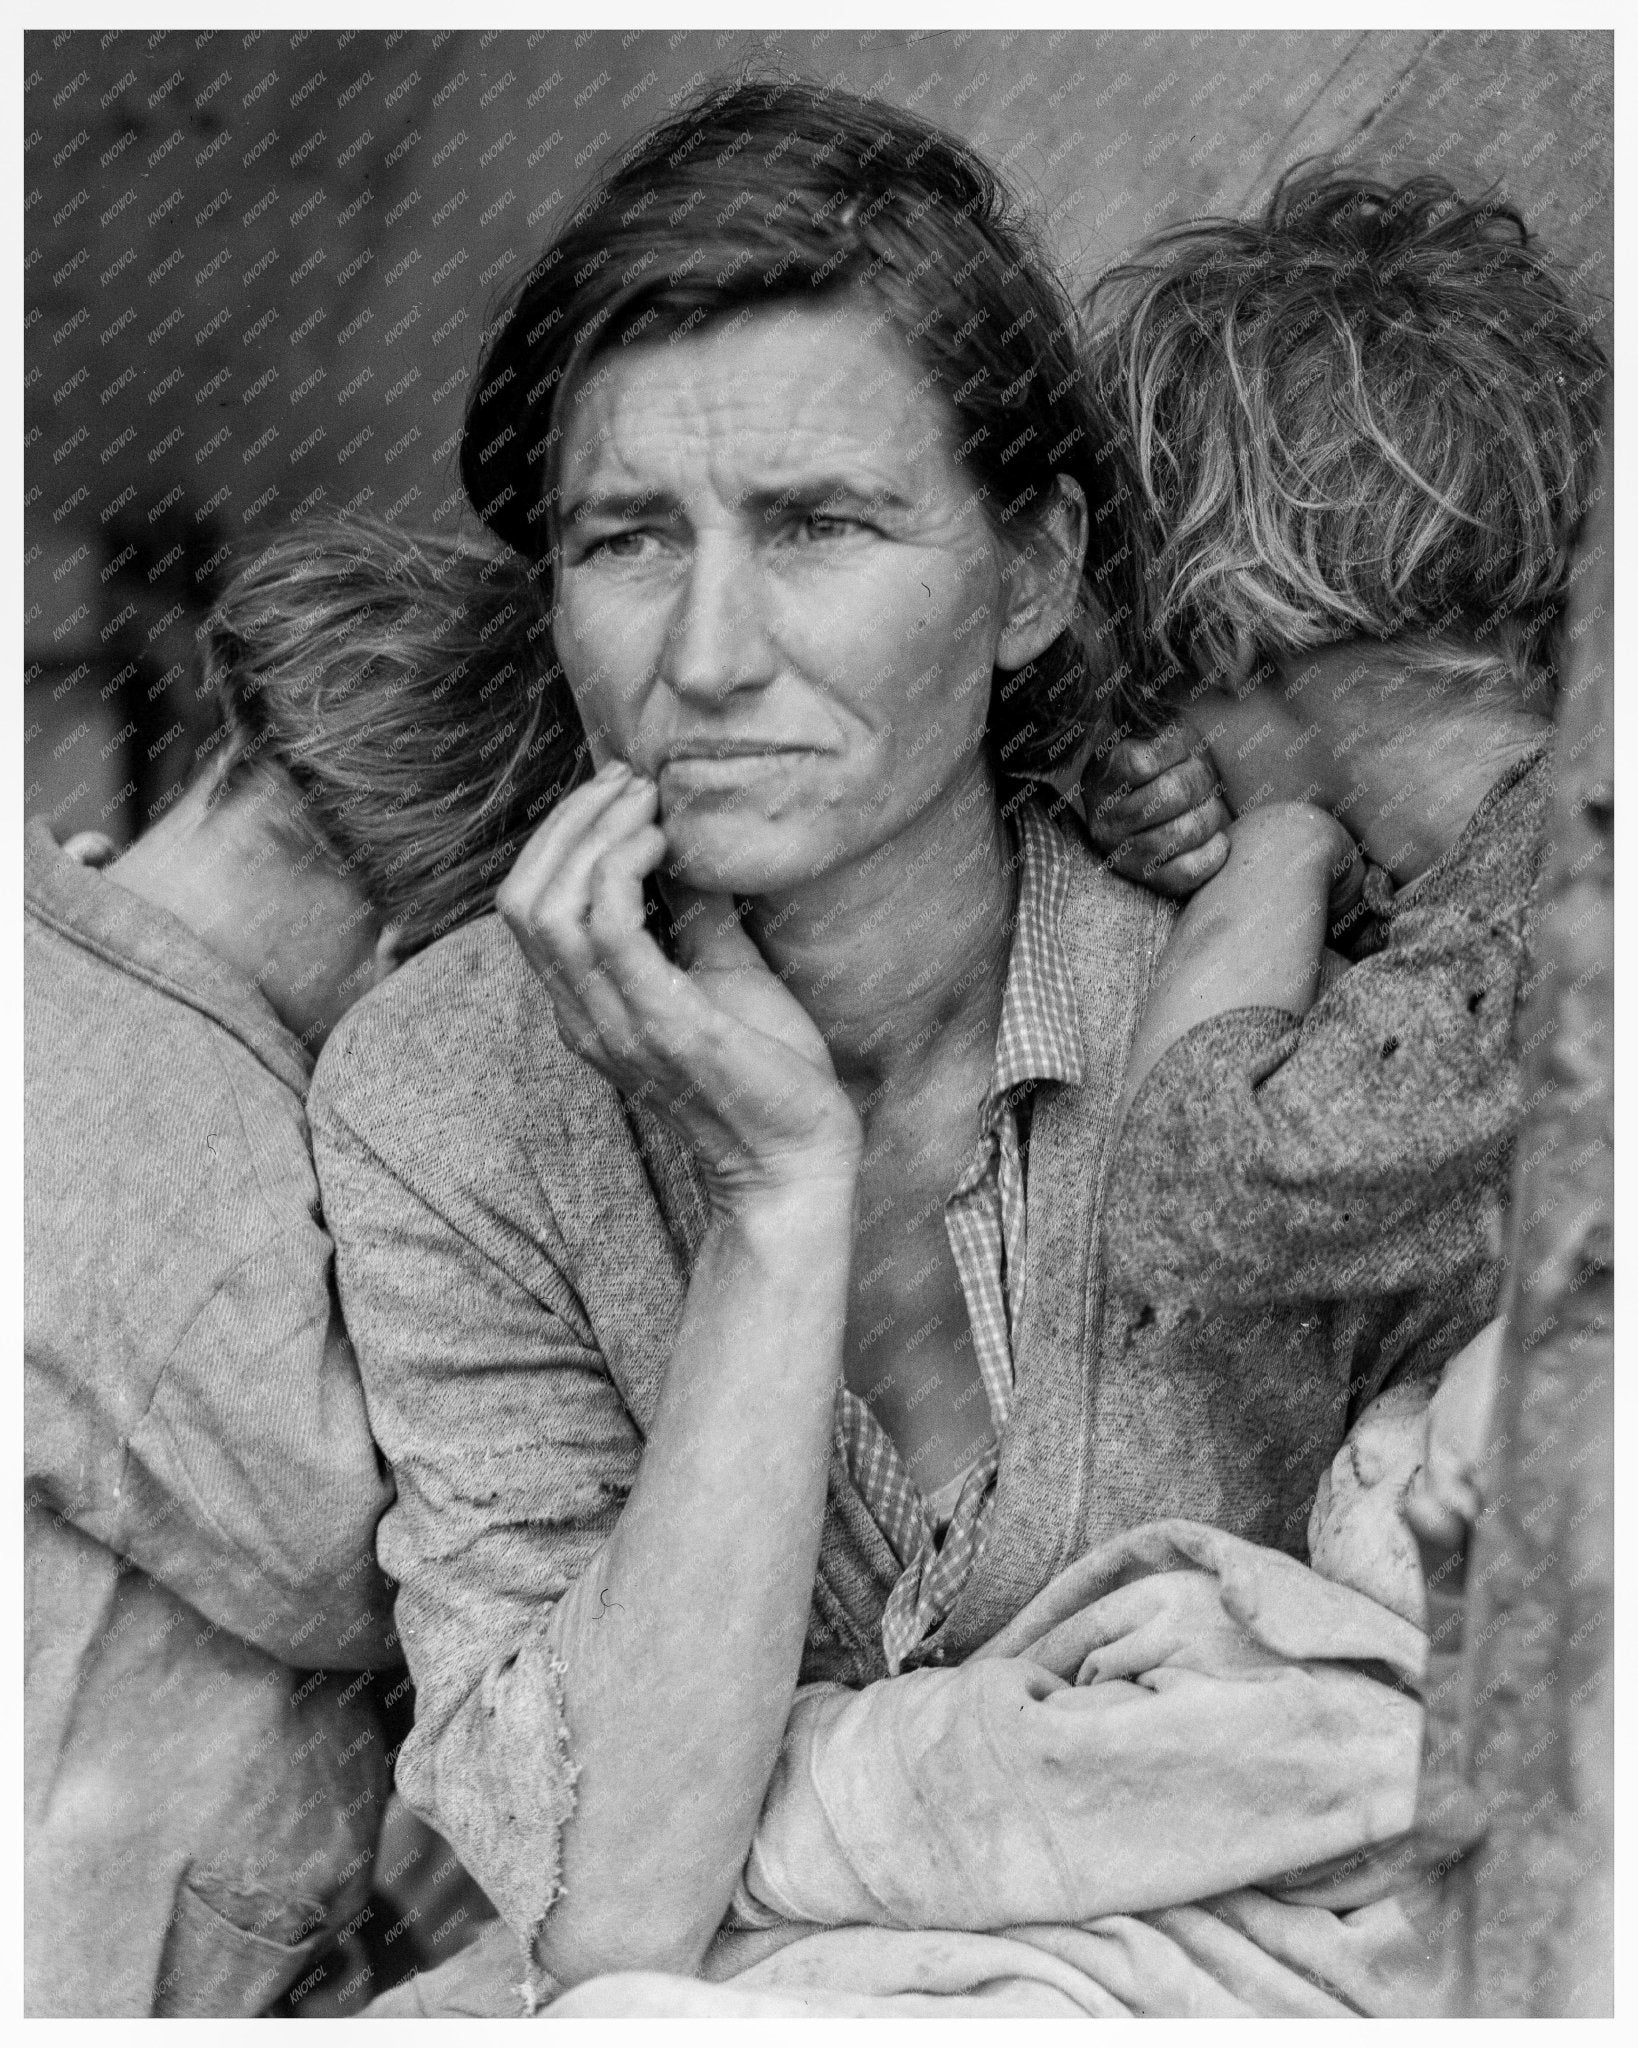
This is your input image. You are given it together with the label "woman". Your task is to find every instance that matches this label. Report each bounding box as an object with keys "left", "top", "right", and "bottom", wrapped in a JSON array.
[
  {"left": 24, "top": 515, "right": 573, "bottom": 2014},
  {"left": 311, "top": 84, "right": 1454, "bottom": 2004}
]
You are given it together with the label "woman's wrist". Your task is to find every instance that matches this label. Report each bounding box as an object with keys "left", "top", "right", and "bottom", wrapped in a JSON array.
[{"left": 711, "top": 1149, "right": 860, "bottom": 1243}]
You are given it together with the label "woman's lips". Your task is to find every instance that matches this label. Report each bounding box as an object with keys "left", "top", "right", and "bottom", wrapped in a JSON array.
[{"left": 657, "top": 746, "right": 819, "bottom": 782}]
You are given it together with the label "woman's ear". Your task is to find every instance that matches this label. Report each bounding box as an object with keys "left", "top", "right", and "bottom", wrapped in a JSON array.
[{"left": 995, "top": 475, "right": 1089, "bottom": 671}]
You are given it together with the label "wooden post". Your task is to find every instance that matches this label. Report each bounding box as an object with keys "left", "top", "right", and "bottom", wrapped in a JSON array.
[{"left": 1416, "top": 417, "right": 1614, "bottom": 2013}]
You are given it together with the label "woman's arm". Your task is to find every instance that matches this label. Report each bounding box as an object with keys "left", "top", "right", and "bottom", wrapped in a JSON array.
[
  {"left": 736, "top": 1555, "right": 1424, "bottom": 1934},
  {"left": 539, "top": 1181, "right": 852, "bottom": 1980},
  {"left": 317, "top": 760, "right": 852, "bottom": 1991},
  {"left": 1116, "top": 801, "right": 1358, "bottom": 1122},
  {"left": 490, "top": 763, "right": 864, "bottom": 1985}
]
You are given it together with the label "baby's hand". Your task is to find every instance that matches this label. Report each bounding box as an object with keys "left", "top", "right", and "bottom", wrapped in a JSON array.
[
  {"left": 1405, "top": 1318, "right": 1506, "bottom": 1553},
  {"left": 1081, "top": 726, "right": 1230, "bottom": 898}
]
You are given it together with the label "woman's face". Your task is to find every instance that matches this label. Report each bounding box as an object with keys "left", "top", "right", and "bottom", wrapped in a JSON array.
[{"left": 552, "top": 302, "right": 1053, "bottom": 897}]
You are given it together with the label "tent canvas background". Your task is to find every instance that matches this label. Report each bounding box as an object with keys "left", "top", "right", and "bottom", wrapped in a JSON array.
[{"left": 25, "top": 28, "right": 1613, "bottom": 840}]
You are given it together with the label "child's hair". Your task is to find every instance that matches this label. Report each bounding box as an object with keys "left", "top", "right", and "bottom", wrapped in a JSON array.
[
  {"left": 201, "top": 513, "right": 584, "bottom": 955},
  {"left": 1083, "top": 165, "right": 1608, "bottom": 722}
]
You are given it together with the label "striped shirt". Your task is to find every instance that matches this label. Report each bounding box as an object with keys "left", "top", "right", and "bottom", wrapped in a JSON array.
[{"left": 834, "top": 795, "right": 1084, "bottom": 1673}]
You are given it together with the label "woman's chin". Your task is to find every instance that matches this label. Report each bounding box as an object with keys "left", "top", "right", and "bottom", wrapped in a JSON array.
[{"left": 659, "top": 813, "right": 833, "bottom": 901}]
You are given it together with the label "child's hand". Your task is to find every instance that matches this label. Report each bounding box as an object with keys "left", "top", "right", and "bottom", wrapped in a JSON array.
[
  {"left": 59, "top": 829, "right": 119, "bottom": 868},
  {"left": 1081, "top": 725, "right": 1231, "bottom": 898},
  {"left": 1405, "top": 1318, "right": 1505, "bottom": 1553}
]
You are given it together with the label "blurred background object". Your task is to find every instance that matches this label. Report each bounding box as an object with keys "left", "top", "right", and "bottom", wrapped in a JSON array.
[
  {"left": 25, "top": 28, "right": 1611, "bottom": 845},
  {"left": 1413, "top": 410, "right": 1613, "bottom": 2017}
]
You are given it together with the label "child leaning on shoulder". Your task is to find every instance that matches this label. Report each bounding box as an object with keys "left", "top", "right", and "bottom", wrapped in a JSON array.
[
  {"left": 1076, "top": 167, "right": 1605, "bottom": 1601},
  {"left": 25, "top": 514, "right": 572, "bottom": 2015}
]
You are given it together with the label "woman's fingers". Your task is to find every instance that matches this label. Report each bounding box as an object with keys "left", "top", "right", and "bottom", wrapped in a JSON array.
[
  {"left": 665, "top": 887, "right": 762, "bottom": 976},
  {"left": 497, "top": 763, "right": 855, "bottom": 1184},
  {"left": 60, "top": 828, "right": 119, "bottom": 868},
  {"left": 503, "top": 759, "right": 640, "bottom": 897},
  {"left": 497, "top": 765, "right": 667, "bottom": 1061},
  {"left": 501, "top": 773, "right": 657, "bottom": 963}
]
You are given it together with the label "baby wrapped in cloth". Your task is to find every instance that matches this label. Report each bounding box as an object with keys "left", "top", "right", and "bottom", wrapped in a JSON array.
[
  {"left": 396, "top": 1365, "right": 1460, "bottom": 2017},
  {"left": 573, "top": 1379, "right": 1450, "bottom": 2015}
]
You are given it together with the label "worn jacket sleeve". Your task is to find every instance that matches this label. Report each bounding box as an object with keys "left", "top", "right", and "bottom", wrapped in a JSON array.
[
  {"left": 26, "top": 1215, "right": 397, "bottom": 1672},
  {"left": 309, "top": 1025, "right": 645, "bottom": 1952},
  {"left": 121, "top": 1233, "right": 398, "bottom": 1669},
  {"left": 1102, "top": 900, "right": 1527, "bottom": 1317}
]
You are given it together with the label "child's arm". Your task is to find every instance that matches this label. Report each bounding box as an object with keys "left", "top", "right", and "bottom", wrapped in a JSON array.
[{"left": 1117, "top": 801, "right": 1359, "bottom": 1123}]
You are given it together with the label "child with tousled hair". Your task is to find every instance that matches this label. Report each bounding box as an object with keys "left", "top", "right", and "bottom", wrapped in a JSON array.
[
  {"left": 26, "top": 513, "right": 573, "bottom": 2014},
  {"left": 1078, "top": 167, "right": 1607, "bottom": 1622}
]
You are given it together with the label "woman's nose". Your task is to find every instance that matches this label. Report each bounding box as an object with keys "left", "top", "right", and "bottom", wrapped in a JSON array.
[{"left": 662, "top": 536, "right": 777, "bottom": 703}]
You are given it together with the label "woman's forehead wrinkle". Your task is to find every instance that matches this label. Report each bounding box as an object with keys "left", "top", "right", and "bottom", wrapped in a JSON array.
[
  {"left": 562, "top": 309, "right": 970, "bottom": 532},
  {"left": 563, "top": 369, "right": 706, "bottom": 496}
]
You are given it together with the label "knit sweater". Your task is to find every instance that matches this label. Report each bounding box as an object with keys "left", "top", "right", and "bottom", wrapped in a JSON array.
[
  {"left": 309, "top": 820, "right": 1480, "bottom": 1950},
  {"left": 1102, "top": 748, "right": 1551, "bottom": 1352}
]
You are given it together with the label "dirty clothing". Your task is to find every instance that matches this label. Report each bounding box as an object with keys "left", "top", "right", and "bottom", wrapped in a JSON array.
[
  {"left": 1103, "top": 748, "right": 1552, "bottom": 1344},
  {"left": 840, "top": 799, "right": 1089, "bottom": 1673},
  {"left": 371, "top": 1517, "right": 1442, "bottom": 2019},
  {"left": 310, "top": 801, "right": 1485, "bottom": 1962},
  {"left": 24, "top": 821, "right": 398, "bottom": 2016}
]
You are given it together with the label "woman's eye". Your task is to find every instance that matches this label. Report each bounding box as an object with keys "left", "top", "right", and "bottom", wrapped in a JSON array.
[
  {"left": 583, "top": 530, "right": 659, "bottom": 562},
  {"left": 792, "top": 511, "right": 863, "bottom": 544}
]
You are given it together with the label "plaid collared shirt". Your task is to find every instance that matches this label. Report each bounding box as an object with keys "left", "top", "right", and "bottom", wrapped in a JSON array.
[{"left": 835, "top": 794, "right": 1085, "bottom": 1674}]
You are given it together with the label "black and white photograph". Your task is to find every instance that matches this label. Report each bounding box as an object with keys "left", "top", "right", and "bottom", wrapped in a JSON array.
[{"left": 21, "top": 14, "right": 1615, "bottom": 2023}]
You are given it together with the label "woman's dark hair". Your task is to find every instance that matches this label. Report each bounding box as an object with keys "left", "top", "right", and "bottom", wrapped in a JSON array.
[
  {"left": 1083, "top": 164, "right": 1609, "bottom": 713},
  {"left": 203, "top": 514, "right": 578, "bottom": 955},
  {"left": 462, "top": 78, "right": 1137, "bottom": 780}
]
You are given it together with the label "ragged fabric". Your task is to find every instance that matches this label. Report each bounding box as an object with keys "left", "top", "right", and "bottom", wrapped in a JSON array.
[
  {"left": 731, "top": 1520, "right": 1428, "bottom": 1930},
  {"left": 377, "top": 1512, "right": 1450, "bottom": 2018},
  {"left": 317, "top": 809, "right": 1489, "bottom": 1945},
  {"left": 24, "top": 822, "right": 398, "bottom": 2016},
  {"left": 553, "top": 1523, "right": 1449, "bottom": 2018}
]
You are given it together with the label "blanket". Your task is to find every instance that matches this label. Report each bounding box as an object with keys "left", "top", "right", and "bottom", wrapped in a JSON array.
[
  {"left": 372, "top": 1513, "right": 1450, "bottom": 2017},
  {"left": 550, "top": 1520, "right": 1447, "bottom": 2017}
]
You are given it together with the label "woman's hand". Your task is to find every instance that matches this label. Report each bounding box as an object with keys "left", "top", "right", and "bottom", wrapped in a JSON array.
[
  {"left": 1071, "top": 1570, "right": 1289, "bottom": 1685},
  {"left": 498, "top": 761, "right": 860, "bottom": 1202},
  {"left": 1081, "top": 725, "right": 1231, "bottom": 898}
]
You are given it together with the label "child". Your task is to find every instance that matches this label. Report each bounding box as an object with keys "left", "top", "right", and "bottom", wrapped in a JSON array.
[
  {"left": 25, "top": 515, "right": 577, "bottom": 2015},
  {"left": 1079, "top": 168, "right": 1605, "bottom": 1461}
]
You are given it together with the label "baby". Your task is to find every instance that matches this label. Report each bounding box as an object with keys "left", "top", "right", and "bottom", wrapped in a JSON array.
[{"left": 1077, "top": 168, "right": 1605, "bottom": 1608}]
